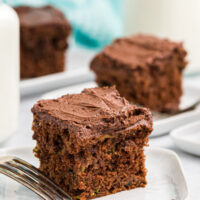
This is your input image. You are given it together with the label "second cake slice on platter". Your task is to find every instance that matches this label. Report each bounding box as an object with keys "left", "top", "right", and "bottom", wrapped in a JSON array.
[{"left": 91, "top": 34, "right": 187, "bottom": 113}]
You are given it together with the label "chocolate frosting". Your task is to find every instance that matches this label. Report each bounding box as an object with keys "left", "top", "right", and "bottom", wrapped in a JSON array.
[
  {"left": 32, "top": 87, "right": 135, "bottom": 124},
  {"left": 102, "top": 34, "right": 187, "bottom": 69},
  {"left": 14, "top": 6, "right": 70, "bottom": 27}
]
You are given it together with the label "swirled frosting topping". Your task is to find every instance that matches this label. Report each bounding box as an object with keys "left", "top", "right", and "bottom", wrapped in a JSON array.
[
  {"left": 32, "top": 87, "right": 136, "bottom": 124},
  {"left": 103, "top": 34, "right": 187, "bottom": 69},
  {"left": 14, "top": 6, "right": 70, "bottom": 27}
]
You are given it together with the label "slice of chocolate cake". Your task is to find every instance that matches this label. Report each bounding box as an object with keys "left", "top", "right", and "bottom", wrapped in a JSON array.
[
  {"left": 14, "top": 6, "right": 71, "bottom": 79},
  {"left": 32, "top": 87, "right": 153, "bottom": 200},
  {"left": 90, "top": 34, "right": 187, "bottom": 113}
]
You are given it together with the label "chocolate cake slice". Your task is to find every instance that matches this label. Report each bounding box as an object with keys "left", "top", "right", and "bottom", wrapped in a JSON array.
[
  {"left": 14, "top": 6, "right": 71, "bottom": 79},
  {"left": 90, "top": 34, "right": 187, "bottom": 113},
  {"left": 32, "top": 87, "right": 153, "bottom": 200}
]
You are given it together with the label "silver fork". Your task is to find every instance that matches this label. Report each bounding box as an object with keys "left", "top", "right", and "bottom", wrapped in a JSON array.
[
  {"left": 177, "top": 99, "right": 200, "bottom": 114},
  {"left": 0, "top": 156, "right": 72, "bottom": 200}
]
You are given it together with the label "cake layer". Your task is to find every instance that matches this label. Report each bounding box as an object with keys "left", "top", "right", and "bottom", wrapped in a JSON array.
[
  {"left": 33, "top": 118, "right": 150, "bottom": 199},
  {"left": 20, "top": 49, "right": 65, "bottom": 78},
  {"left": 92, "top": 64, "right": 182, "bottom": 113},
  {"left": 37, "top": 147, "right": 146, "bottom": 200}
]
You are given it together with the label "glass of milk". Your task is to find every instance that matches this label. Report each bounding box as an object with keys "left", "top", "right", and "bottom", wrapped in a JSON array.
[
  {"left": 0, "top": 1, "right": 19, "bottom": 142},
  {"left": 123, "top": 0, "right": 200, "bottom": 74}
]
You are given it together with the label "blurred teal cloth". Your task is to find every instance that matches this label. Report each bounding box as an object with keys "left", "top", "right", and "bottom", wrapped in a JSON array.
[{"left": 5, "top": 0, "right": 123, "bottom": 49}]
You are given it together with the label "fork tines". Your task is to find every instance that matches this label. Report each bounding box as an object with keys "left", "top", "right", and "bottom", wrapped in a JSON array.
[{"left": 0, "top": 156, "right": 72, "bottom": 200}]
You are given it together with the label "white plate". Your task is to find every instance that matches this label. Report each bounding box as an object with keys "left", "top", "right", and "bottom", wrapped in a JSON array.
[
  {"left": 20, "top": 47, "right": 95, "bottom": 97},
  {"left": 0, "top": 146, "right": 188, "bottom": 200},
  {"left": 170, "top": 120, "right": 200, "bottom": 156},
  {"left": 41, "top": 81, "right": 200, "bottom": 137}
]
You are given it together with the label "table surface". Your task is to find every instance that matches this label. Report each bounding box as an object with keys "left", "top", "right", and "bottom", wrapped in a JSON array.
[{"left": 1, "top": 78, "right": 200, "bottom": 200}]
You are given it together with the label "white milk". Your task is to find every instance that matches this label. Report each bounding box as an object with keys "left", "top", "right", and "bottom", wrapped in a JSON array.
[
  {"left": 123, "top": 0, "right": 200, "bottom": 74},
  {"left": 0, "top": 2, "right": 19, "bottom": 142}
]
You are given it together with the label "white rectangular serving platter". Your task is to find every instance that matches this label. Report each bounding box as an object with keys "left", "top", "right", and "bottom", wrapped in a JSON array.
[
  {"left": 0, "top": 146, "right": 188, "bottom": 200},
  {"left": 20, "top": 47, "right": 96, "bottom": 97},
  {"left": 41, "top": 80, "right": 200, "bottom": 137}
]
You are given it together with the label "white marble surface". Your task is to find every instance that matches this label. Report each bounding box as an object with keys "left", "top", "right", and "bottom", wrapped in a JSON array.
[{"left": 0, "top": 77, "right": 200, "bottom": 199}]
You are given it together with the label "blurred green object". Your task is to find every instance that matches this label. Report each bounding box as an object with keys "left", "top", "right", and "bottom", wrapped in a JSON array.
[{"left": 5, "top": 0, "right": 123, "bottom": 49}]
